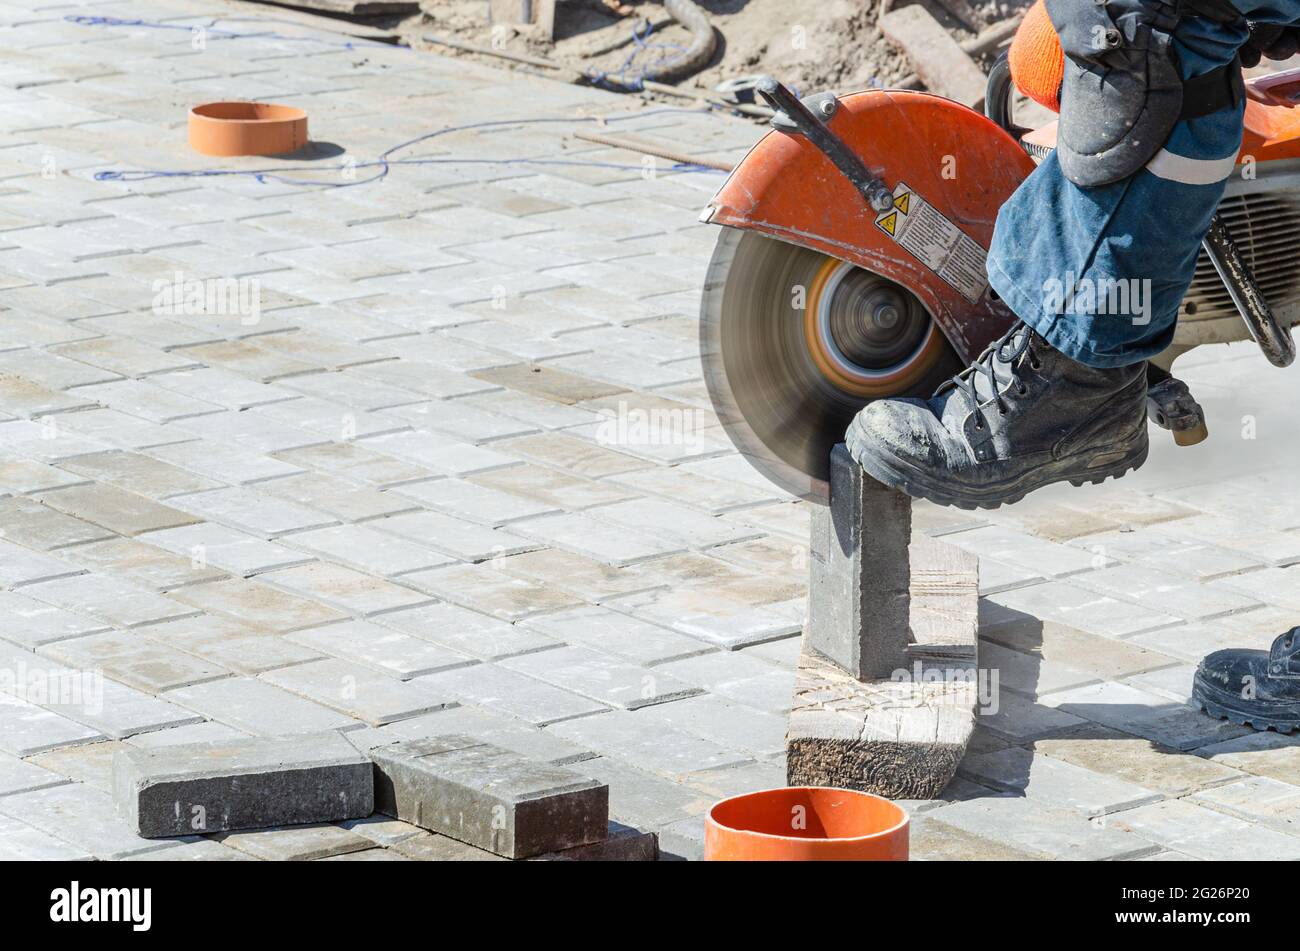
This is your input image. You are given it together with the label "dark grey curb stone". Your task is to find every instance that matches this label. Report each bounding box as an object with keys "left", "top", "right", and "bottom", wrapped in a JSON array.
[
  {"left": 369, "top": 734, "right": 608, "bottom": 858},
  {"left": 113, "top": 731, "right": 374, "bottom": 838}
]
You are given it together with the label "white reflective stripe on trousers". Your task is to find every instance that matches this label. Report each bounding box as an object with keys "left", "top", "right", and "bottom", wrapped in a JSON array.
[{"left": 1144, "top": 148, "right": 1238, "bottom": 185}]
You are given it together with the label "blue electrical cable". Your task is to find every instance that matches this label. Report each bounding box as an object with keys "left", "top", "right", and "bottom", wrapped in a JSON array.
[
  {"left": 64, "top": 14, "right": 387, "bottom": 50},
  {"left": 93, "top": 112, "right": 725, "bottom": 187},
  {"left": 71, "top": 14, "right": 728, "bottom": 189},
  {"left": 584, "top": 19, "right": 690, "bottom": 91}
]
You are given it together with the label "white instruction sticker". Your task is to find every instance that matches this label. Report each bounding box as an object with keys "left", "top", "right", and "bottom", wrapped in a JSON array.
[{"left": 874, "top": 181, "right": 989, "bottom": 304}]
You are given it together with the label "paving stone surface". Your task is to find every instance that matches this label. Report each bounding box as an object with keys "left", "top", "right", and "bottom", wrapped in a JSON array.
[{"left": 0, "top": 0, "right": 1294, "bottom": 859}]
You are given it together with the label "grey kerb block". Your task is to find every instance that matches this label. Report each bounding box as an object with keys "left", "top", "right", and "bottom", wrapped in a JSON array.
[
  {"left": 806, "top": 443, "right": 912, "bottom": 680},
  {"left": 113, "top": 732, "right": 374, "bottom": 838},
  {"left": 369, "top": 734, "right": 609, "bottom": 858}
]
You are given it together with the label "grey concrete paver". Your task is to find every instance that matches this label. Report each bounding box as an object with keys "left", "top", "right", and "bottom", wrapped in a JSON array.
[
  {"left": 419, "top": 662, "right": 609, "bottom": 726},
  {"left": 168, "top": 486, "right": 339, "bottom": 538},
  {"left": 37, "top": 483, "right": 200, "bottom": 535},
  {"left": 257, "top": 562, "right": 433, "bottom": 617},
  {"left": 0, "top": 814, "right": 93, "bottom": 860},
  {"left": 1108, "top": 798, "right": 1300, "bottom": 860},
  {"left": 22, "top": 572, "right": 197, "bottom": 629},
  {"left": 0, "top": 693, "right": 104, "bottom": 757},
  {"left": 521, "top": 605, "right": 712, "bottom": 666},
  {"left": 141, "top": 522, "right": 314, "bottom": 577},
  {"left": 218, "top": 823, "right": 375, "bottom": 861},
  {"left": 0, "top": 589, "right": 108, "bottom": 649},
  {"left": 166, "top": 577, "right": 349, "bottom": 632},
  {"left": 499, "top": 645, "right": 702, "bottom": 710},
  {"left": 467, "top": 462, "right": 634, "bottom": 511},
  {"left": 0, "top": 495, "right": 115, "bottom": 550},
  {"left": 280, "top": 523, "right": 454, "bottom": 577},
  {"left": 376, "top": 600, "right": 559, "bottom": 660},
  {"left": 1189, "top": 776, "right": 1300, "bottom": 837},
  {"left": 1040, "top": 681, "right": 1253, "bottom": 751},
  {"left": 400, "top": 561, "right": 581, "bottom": 620},
  {"left": 0, "top": 537, "right": 84, "bottom": 588},
  {"left": 1128, "top": 618, "right": 1282, "bottom": 664},
  {"left": 960, "top": 746, "right": 1164, "bottom": 816},
  {"left": 56, "top": 537, "right": 226, "bottom": 590},
  {"left": 1031, "top": 724, "right": 1246, "bottom": 796},
  {"left": 546, "top": 709, "right": 752, "bottom": 777},
  {"left": 0, "top": 752, "right": 66, "bottom": 797},
  {"left": 40, "top": 630, "right": 230, "bottom": 693},
  {"left": 0, "top": 782, "right": 180, "bottom": 860},
  {"left": 262, "top": 658, "right": 455, "bottom": 726},
  {"left": 927, "top": 795, "right": 1161, "bottom": 860},
  {"left": 637, "top": 694, "right": 788, "bottom": 757},
  {"left": 287, "top": 620, "right": 473, "bottom": 680},
  {"left": 259, "top": 471, "right": 419, "bottom": 522},
  {"left": 349, "top": 706, "right": 592, "bottom": 765},
  {"left": 1197, "top": 731, "right": 1300, "bottom": 785},
  {"left": 369, "top": 509, "right": 537, "bottom": 562},
  {"left": 148, "top": 438, "right": 304, "bottom": 484},
  {"left": 165, "top": 677, "right": 360, "bottom": 736}
]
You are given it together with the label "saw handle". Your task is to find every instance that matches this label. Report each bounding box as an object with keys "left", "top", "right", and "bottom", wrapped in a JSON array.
[
  {"left": 756, "top": 78, "right": 895, "bottom": 212},
  {"left": 1202, "top": 213, "right": 1296, "bottom": 368}
]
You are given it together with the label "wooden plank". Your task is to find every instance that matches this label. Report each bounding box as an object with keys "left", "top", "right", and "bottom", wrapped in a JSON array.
[
  {"left": 786, "top": 650, "right": 979, "bottom": 798},
  {"left": 880, "top": 6, "right": 987, "bottom": 108}
]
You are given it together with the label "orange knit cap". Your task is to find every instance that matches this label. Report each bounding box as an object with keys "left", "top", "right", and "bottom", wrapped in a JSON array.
[{"left": 1008, "top": 0, "right": 1065, "bottom": 113}]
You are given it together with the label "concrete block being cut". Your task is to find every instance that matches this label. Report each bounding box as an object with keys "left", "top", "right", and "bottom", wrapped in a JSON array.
[
  {"left": 370, "top": 735, "right": 608, "bottom": 858},
  {"left": 113, "top": 732, "right": 374, "bottom": 838},
  {"left": 790, "top": 444, "right": 980, "bottom": 799},
  {"left": 807, "top": 444, "right": 913, "bottom": 680}
]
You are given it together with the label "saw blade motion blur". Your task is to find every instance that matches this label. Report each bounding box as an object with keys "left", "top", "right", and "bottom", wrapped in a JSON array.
[{"left": 699, "top": 228, "right": 953, "bottom": 503}]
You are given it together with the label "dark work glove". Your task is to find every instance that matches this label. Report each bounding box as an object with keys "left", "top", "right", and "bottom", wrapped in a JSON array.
[{"left": 1241, "top": 22, "right": 1300, "bottom": 67}]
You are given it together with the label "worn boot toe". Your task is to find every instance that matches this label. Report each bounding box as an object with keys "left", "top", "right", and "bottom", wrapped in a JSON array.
[{"left": 842, "top": 323, "right": 1148, "bottom": 508}]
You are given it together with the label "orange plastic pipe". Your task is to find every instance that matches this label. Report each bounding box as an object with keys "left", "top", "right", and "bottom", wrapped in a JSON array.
[
  {"left": 188, "top": 102, "right": 308, "bottom": 157},
  {"left": 704, "top": 787, "right": 909, "bottom": 861}
]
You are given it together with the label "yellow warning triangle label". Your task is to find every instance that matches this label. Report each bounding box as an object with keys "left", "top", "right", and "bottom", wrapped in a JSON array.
[
  {"left": 877, "top": 211, "right": 897, "bottom": 236},
  {"left": 894, "top": 192, "right": 910, "bottom": 214}
]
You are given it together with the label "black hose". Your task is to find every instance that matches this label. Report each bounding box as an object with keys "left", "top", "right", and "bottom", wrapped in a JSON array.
[
  {"left": 637, "top": 0, "right": 717, "bottom": 85},
  {"left": 985, "top": 50, "right": 1023, "bottom": 136}
]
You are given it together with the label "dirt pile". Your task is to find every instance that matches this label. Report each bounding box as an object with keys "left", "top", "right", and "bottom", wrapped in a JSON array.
[{"left": 413, "top": 0, "right": 1033, "bottom": 97}]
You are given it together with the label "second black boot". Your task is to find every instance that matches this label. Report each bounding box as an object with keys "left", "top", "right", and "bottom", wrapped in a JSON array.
[
  {"left": 845, "top": 323, "right": 1149, "bottom": 509},
  {"left": 1194, "top": 628, "right": 1300, "bottom": 734}
]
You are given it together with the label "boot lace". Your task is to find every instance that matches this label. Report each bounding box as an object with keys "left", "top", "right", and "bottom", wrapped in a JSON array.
[{"left": 947, "top": 323, "right": 1037, "bottom": 430}]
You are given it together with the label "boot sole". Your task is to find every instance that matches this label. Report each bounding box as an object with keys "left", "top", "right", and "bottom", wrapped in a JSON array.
[
  {"left": 1192, "top": 673, "right": 1300, "bottom": 734},
  {"left": 844, "top": 417, "right": 1149, "bottom": 510}
]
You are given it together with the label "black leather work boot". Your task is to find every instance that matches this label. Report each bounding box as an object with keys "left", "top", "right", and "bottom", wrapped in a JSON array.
[
  {"left": 845, "top": 323, "right": 1149, "bottom": 509},
  {"left": 1194, "top": 628, "right": 1300, "bottom": 734}
]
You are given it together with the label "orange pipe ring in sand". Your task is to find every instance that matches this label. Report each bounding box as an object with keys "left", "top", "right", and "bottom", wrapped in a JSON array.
[
  {"left": 704, "top": 786, "right": 909, "bottom": 861},
  {"left": 188, "top": 102, "right": 308, "bottom": 157}
]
